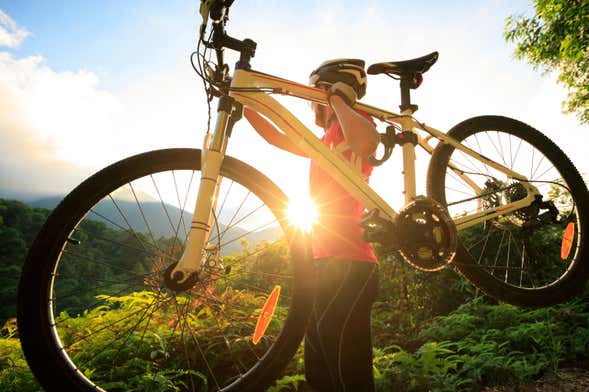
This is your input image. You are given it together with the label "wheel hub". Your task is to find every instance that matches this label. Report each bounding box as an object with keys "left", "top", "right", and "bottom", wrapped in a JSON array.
[{"left": 163, "top": 262, "right": 200, "bottom": 292}]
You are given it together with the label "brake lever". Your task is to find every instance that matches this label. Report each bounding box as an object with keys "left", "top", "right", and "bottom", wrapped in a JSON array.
[{"left": 368, "top": 125, "right": 396, "bottom": 167}]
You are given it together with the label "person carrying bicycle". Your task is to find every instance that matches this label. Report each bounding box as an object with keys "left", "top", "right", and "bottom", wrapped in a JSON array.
[{"left": 245, "top": 59, "right": 380, "bottom": 392}]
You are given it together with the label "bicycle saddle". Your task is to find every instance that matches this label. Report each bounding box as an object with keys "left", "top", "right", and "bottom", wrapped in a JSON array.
[{"left": 367, "top": 51, "right": 439, "bottom": 76}]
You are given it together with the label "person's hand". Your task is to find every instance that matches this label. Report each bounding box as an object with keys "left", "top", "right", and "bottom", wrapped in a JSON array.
[{"left": 327, "top": 81, "right": 357, "bottom": 107}]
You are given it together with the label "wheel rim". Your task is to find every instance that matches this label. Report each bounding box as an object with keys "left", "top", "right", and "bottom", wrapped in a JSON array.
[
  {"left": 45, "top": 161, "right": 298, "bottom": 391},
  {"left": 438, "top": 127, "right": 582, "bottom": 290}
]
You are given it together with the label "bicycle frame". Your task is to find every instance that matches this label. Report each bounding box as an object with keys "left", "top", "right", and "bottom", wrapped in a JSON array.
[{"left": 172, "top": 67, "right": 541, "bottom": 278}]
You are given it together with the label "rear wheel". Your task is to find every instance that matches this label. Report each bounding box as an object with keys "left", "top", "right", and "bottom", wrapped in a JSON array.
[
  {"left": 18, "top": 148, "right": 312, "bottom": 391},
  {"left": 427, "top": 116, "right": 589, "bottom": 307}
]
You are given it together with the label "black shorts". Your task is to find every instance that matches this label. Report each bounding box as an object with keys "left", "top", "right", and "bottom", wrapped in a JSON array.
[{"left": 304, "top": 258, "right": 379, "bottom": 392}]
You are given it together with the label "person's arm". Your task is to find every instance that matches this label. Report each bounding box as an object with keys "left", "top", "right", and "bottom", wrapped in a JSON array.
[
  {"left": 328, "top": 94, "right": 379, "bottom": 159},
  {"left": 243, "top": 108, "right": 308, "bottom": 157}
]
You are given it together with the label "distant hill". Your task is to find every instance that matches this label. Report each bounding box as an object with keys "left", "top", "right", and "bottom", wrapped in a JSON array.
[
  {"left": 25, "top": 194, "right": 281, "bottom": 256},
  {"left": 0, "top": 196, "right": 283, "bottom": 324},
  {"left": 27, "top": 196, "right": 64, "bottom": 209}
]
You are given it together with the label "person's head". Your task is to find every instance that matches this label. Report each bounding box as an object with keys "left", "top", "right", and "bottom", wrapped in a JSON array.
[{"left": 309, "top": 59, "right": 367, "bottom": 129}]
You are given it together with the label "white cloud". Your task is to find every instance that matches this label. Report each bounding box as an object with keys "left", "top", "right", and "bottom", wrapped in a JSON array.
[
  {"left": 0, "top": 74, "right": 89, "bottom": 198},
  {"left": 0, "top": 49, "right": 210, "bottom": 198},
  {"left": 0, "top": 9, "right": 29, "bottom": 48},
  {"left": 0, "top": 2, "right": 586, "bottom": 204},
  {"left": 226, "top": 0, "right": 589, "bottom": 200},
  {"left": 0, "top": 52, "right": 119, "bottom": 166}
]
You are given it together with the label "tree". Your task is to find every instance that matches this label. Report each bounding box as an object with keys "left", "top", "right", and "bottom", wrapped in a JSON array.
[{"left": 504, "top": 0, "right": 589, "bottom": 123}]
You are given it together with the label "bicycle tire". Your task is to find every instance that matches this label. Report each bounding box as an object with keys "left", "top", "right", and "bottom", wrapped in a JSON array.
[
  {"left": 17, "top": 148, "right": 313, "bottom": 391},
  {"left": 427, "top": 116, "right": 589, "bottom": 307}
]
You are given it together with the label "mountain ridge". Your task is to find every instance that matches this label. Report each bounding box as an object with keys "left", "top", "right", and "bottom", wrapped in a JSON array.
[{"left": 17, "top": 195, "right": 281, "bottom": 256}]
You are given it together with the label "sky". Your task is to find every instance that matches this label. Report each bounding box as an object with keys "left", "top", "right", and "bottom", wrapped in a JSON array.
[{"left": 0, "top": 0, "right": 587, "bottom": 209}]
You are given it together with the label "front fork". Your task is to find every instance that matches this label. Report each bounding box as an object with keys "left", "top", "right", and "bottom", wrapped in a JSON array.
[{"left": 170, "top": 95, "right": 242, "bottom": 284}]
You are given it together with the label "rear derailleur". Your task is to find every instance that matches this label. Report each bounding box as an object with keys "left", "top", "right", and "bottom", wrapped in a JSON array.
[{"left": 483, "top": 178, "right": 561, "bottom": 230}]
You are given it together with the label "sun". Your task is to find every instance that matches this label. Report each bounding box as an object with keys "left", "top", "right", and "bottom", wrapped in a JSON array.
[{"left": 286, "top": 197, "right": 318, "bottom": 232}]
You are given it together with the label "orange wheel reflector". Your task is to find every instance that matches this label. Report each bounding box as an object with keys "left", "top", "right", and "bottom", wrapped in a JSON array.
[
  {"left": 252, "top": 285, "right": 281, "bottom": 345},
  {"left": 561, "top": 222, "right": 575, "bottom": 260}
]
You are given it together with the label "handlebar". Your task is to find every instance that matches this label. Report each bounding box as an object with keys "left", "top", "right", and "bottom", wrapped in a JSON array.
[
  {"left": 209, "top": 0, "right": 233, "bottom": 21},
  {"left": 199, "top": 0, "right": 256, "bottom": 76},
  {"left": 199, "top": 0, "right": 231, "bottom": 31}
]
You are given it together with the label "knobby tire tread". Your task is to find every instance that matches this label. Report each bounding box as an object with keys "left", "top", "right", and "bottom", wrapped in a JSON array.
[{"left": 427, "top": 116, "right": 589, "bottom": 307}]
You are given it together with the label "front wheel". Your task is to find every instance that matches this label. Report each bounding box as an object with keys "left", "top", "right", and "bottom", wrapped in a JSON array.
[
  {"left": 17, "top": 148, "right": 313, "bottom": 391},
  {"left": 427, "top": 116, "right": 589, "bottom": 307}
]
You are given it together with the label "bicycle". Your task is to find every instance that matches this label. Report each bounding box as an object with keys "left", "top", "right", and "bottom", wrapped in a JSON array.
[{"left": 17, "top": 1, "right": 589, "bottom": 391}]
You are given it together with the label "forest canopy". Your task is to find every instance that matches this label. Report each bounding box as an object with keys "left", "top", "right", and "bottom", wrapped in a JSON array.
[{"left": 505, "top": 0, "right": 589, "bottom": 123}]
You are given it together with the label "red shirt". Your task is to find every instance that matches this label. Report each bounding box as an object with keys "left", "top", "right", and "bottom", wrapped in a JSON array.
[{"left": 309, "top": 112, "right": 377, "bottom": 263}]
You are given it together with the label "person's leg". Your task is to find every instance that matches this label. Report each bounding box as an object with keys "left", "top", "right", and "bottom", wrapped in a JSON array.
[
  {"left": 305, "top": 259, "right": 343, "bottom": 391},
  {"left": 334, "top": 261, "right": 378, "bottom": 391},
  {"left": 304, "top": 259, "right": 378, "bottom": 392}
]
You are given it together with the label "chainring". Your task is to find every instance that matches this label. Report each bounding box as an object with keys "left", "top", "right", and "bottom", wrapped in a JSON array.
[{"left": 397, "top": 197, "right": 458, "bottom": 271}]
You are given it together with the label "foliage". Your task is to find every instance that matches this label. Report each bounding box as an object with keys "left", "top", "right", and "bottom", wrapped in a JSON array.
[
  {"left": 370, "top": 251, "right": 476, "bottom": 351},
  {"left": 1, "top": 288, "right": 290, "bottom": 391},
  {"left": 0, "top": 199, "right": 50, "bottom": 324},
  {"left": 373, "top": 342, "right": 469, "bottom": 392},
  {"left": 0, "top": 337, "right": 39, "bottom": 391},
  {"left": 504, "top": 0, "right": 589, "bottom": 123},
  {"left": 268, "top": 374, "right": 306, "bottom": 392},
  {"left": 1, "top": 197, "right": 589, "bottom": 391},
  {"left": 372, "top": 287, "right": 589, "bottom": 391}
]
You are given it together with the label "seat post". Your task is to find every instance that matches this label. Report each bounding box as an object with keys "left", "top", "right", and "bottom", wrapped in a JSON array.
[
  {"left": 399, "top": 76, "right": 418, "bottom": 114},
  {"left": 397, "top": 75, "right": 419, "bottom": 202}
]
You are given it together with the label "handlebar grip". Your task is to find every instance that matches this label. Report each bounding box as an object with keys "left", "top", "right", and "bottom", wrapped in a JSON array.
[
  {"left": 209, "top": 0, "right": 226, "bottom": 21},
  {"left": 199, "top": 0, "right": 229, "bottom": 27}
]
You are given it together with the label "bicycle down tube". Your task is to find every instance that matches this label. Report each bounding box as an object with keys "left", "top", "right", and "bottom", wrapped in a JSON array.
[{"left": 231, "top": 69, "right": 397, "bottom": 220}]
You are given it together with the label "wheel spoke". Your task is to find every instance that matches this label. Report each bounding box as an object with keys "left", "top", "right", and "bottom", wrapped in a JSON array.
[
  {"left": 485, "top": 131, "right": 507, "bottom": 167},
  {"left": 218, "top": 190, "right": 252, "bottom": 241},
  {"left": 432, "top": 120, "right": 586, "bottom": 303},
  {"left": 173, "top": 297, "right": 199, "bottom": 392},
  {"left": 210, "top": 202, "right": 267, "bottom": 244},
  {"left": 88, "top": 207, "right": 162, "bottom": 256},
  {"left": 220, "top": 219, "right": 279, "bottom": 248},
  {"left": 150, "top": 173, "right": 189, "bottom": 259},
  {"left": 496, "top": 131, "right": 507, "bottom": 169},
  {"left": 25, "top": 150, "right": 305, "bottom": 391}
]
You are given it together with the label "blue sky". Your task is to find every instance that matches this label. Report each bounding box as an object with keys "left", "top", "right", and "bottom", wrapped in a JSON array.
[
  {"left": 0, "top": 0, "right": 197, "bottom": 89},
  {"left": 0, "top": 0, "right": 532, "bottom": 88},
  {"left": 0, "top": 1, "right": 587, "bottom": 205}
]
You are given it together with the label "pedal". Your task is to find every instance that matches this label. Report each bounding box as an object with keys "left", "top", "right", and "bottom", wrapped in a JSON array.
[
  {"left": 358, "top": 208, "right": 380, "bottom": 228},
  {"left": 359, "top": 209, "right": 400, "bottom": 251}
]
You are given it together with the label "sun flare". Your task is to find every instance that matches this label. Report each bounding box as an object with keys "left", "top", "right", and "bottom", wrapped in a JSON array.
[{"left": 286, "top": 197, "right": 318, "bottom": 232}]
